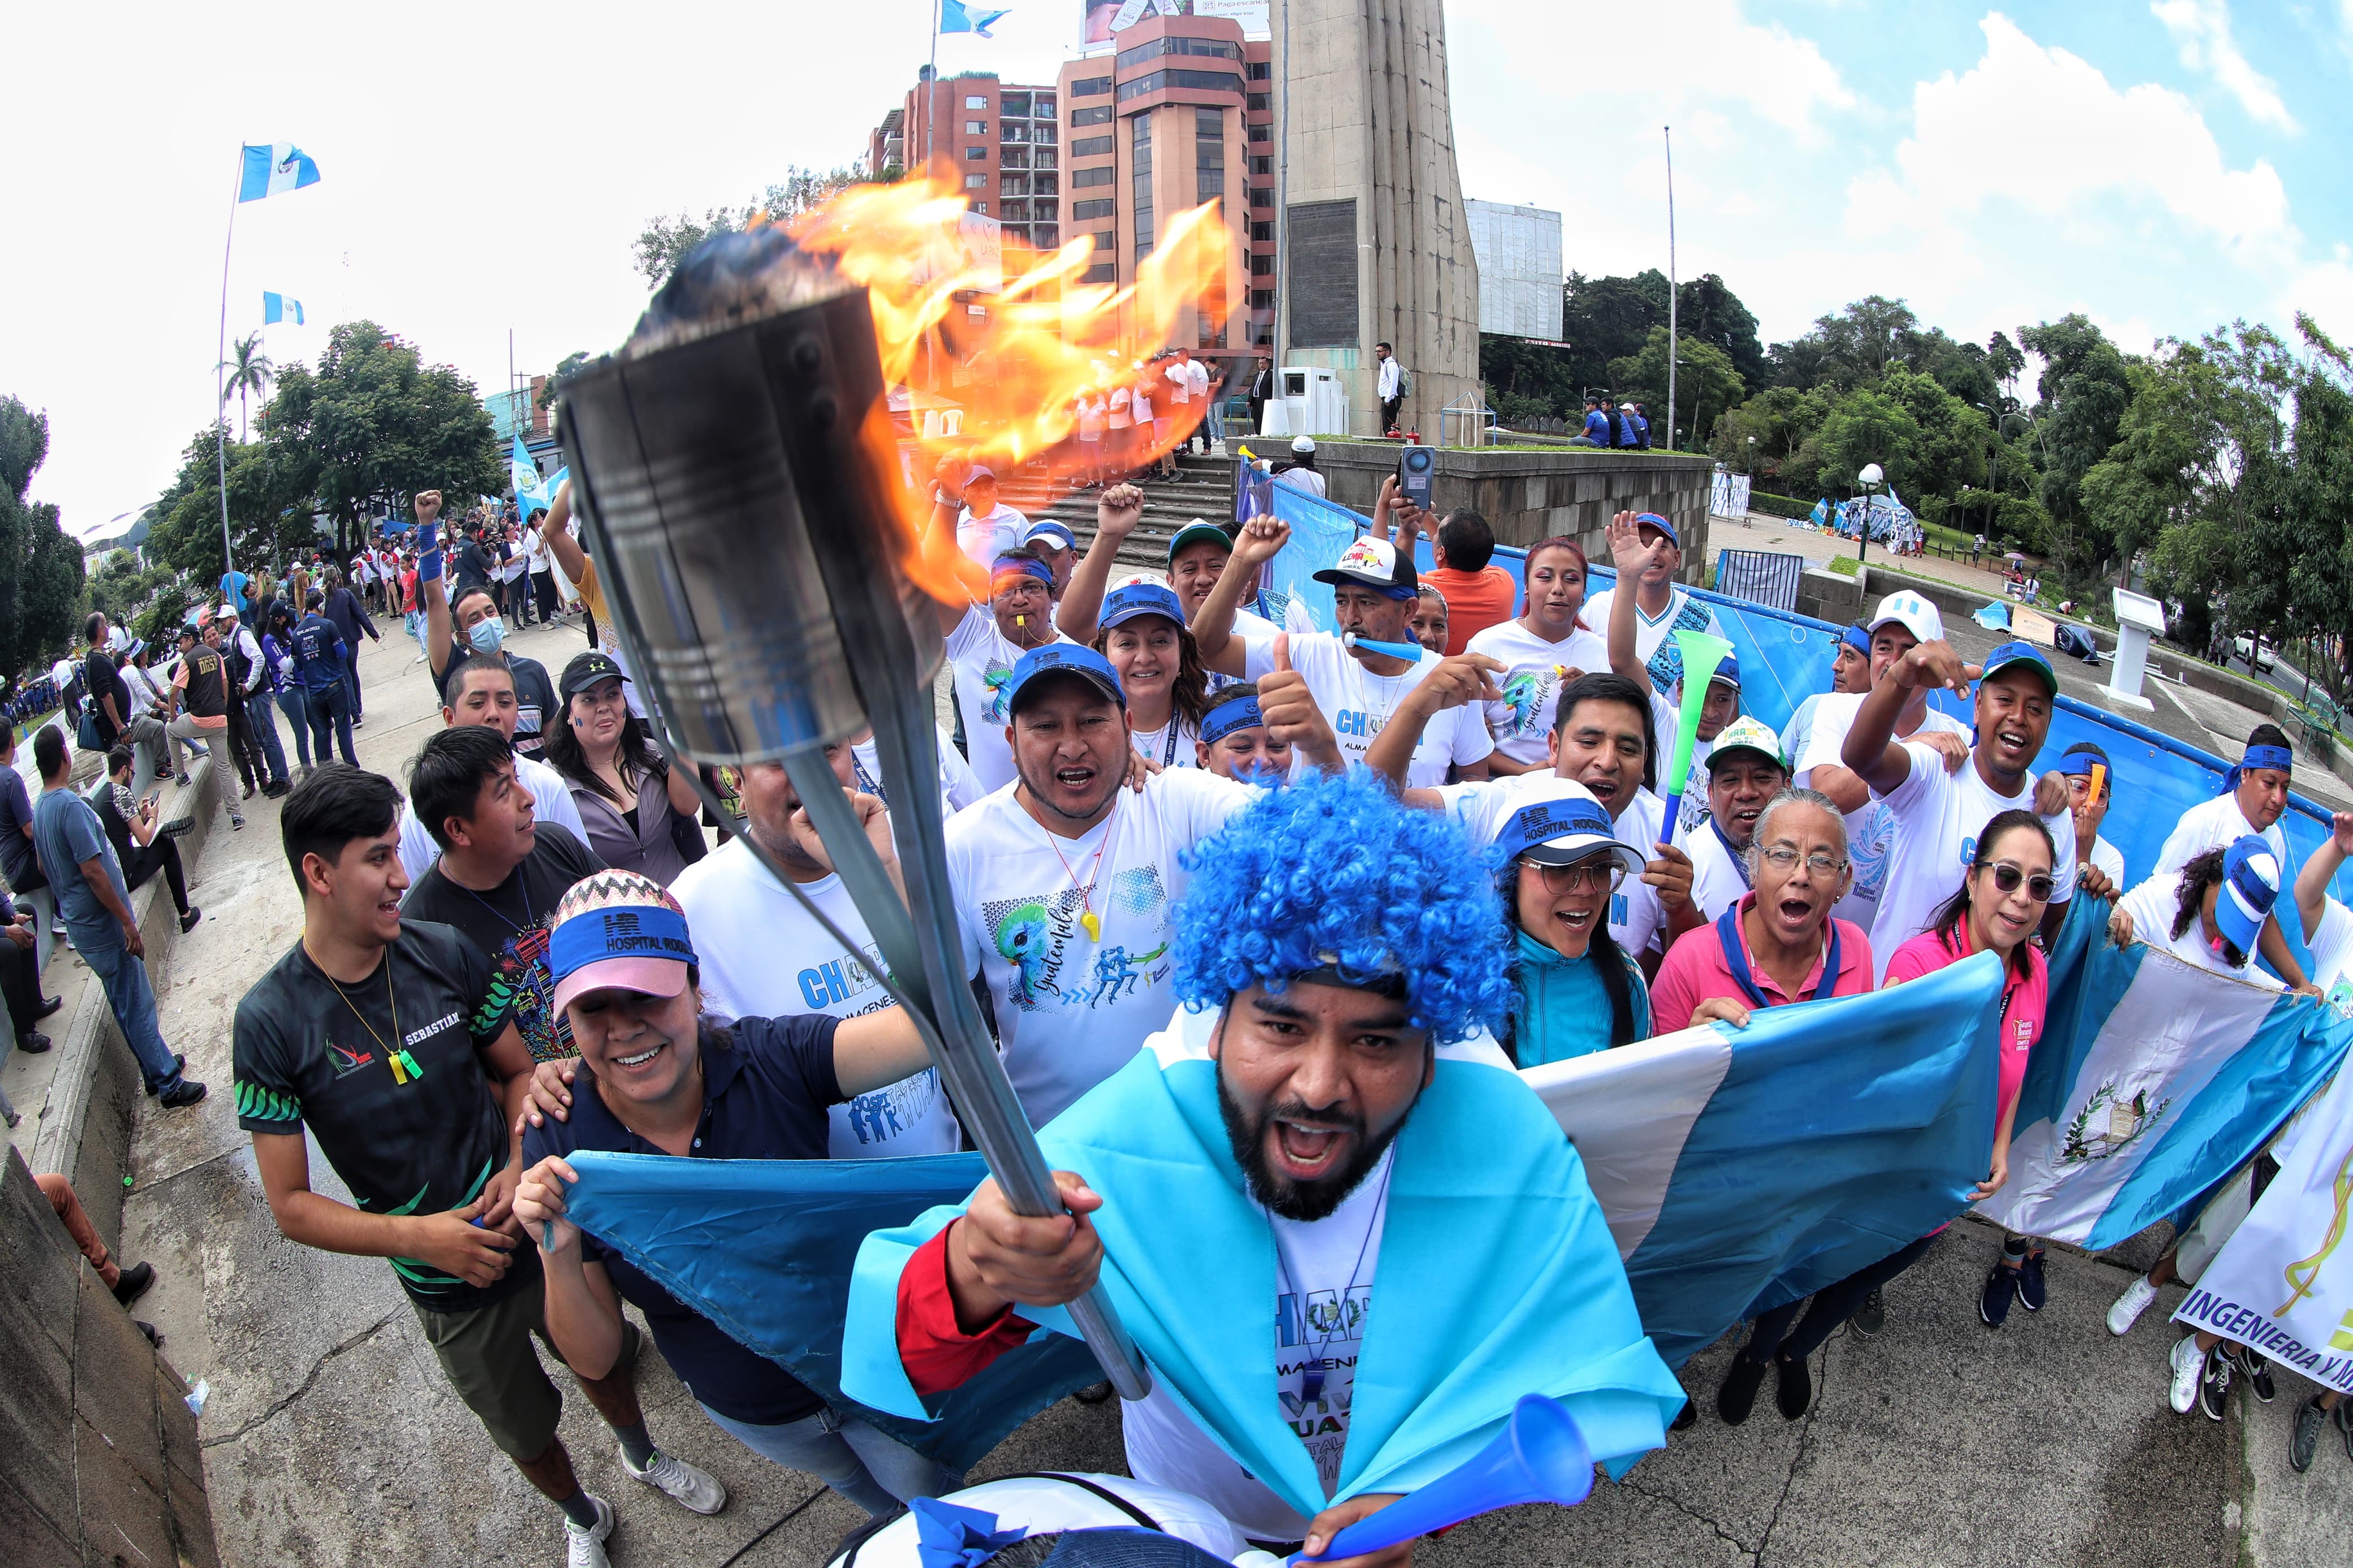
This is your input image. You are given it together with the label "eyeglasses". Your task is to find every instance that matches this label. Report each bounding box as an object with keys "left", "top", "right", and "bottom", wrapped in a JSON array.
[
  {"left": 1757, "top": 846, "right": 1848, "bottom": 875},
  {"left": 1977, "top": 861, "right": 2057, "bottom": 902},
  {"left": 1531, "top": 859, "right": 1625, "bottom": 895}
]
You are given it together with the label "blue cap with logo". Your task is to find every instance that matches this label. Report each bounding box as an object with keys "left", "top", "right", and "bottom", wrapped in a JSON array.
[
  {"left": 1023, "top": 519, "right": 1078, "bottom": 554},
  {"left": 1491, "top": 792, "right": 1647, "bottom": 871},
  {"left": 1005, "top": 643, "right": 1126, "bottom": 716},
  {"left": 1632, "top": 511, "right": 1678, "bottom": 547},
  {"left": 1979, "top": 640, "right": 2057, "bottom": 696},
  {"left": 1101, "top": 580, "right": 1187, "bottom": 631},
  {"left": 2216, "top": 835, "right": 2282, "bottom": 957}
]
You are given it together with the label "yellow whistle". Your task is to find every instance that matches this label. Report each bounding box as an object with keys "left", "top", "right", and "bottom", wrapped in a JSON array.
[{"left": 1081, "top": 910, "right": 1102, "bottom": 940}]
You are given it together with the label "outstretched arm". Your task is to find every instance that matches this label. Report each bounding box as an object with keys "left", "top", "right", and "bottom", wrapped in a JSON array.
[
  {"left": 1363, "top": 652, "right": 1502, "bottom": 788},
  {"left": 1192, "top": 515, "right": 1288, "bottom": 677},
  {"left": 1054, "top": 485, "right": 1145, "bottom": 642},
  {"left": 2296, "top": 811, "right": 2353, "bottom": 944},
  {"left": 1602, "top": 512, "right": 1663, "bottom": 685},
  {"left": 1841, "top": 640, "right": 1971, "bottom": 798},
  {"left": 416, "top": 491, "right": 455, "bottom": 677}
]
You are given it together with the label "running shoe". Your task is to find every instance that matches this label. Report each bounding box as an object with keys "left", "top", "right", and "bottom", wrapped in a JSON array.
[
  {"left": 2291, "top": 1394, "right": 2328, "bottom": 1472},
  {"left": 2336, "top": 1397, "right": 2353, "bottom": 1462},
  {"left": 2015, "top": 1249, "right": 2048, "bottom": 1312},
  {"left": 1979, "top": 1263, "right": 2018, "bottom": 1328},
  {"left": 564, "top": 1494, "right": 614, "bottom": 1568},
  {"left": 2197, "top": 1341, "right": 2233, "bottom": 1422},
  {"left": 2107, "top": 1276, "right": 2158, "bottom": 1336},
  {"left": 620, "top": 1448, "right": 726, "bottom": 1515},
  {"left": 1851, "top": 1286, "right": 1885, "bottom": 1338},
  {"left": 2168, "top": 1334, "right": 2203, "bottom": 1415},
  {"left": 2231, "top": 1345, "right": 2276, "bottom": 1403}
]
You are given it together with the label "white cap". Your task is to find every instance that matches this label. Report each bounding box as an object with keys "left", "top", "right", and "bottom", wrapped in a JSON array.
[
  {"left": 217, "top": 603, "right": 239, "bottom": 617},
  {"left": 1291, "top": 435, "right": 1316, "bottom": 453},
  {"left": 1869, "top": 590, "right": 1942, "bottom": 645}
]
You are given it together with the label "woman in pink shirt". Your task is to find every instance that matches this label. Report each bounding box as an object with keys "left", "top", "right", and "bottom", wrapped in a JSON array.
[{"left": 1882, "top": 807, "right": 2054, "bottom": 1331}]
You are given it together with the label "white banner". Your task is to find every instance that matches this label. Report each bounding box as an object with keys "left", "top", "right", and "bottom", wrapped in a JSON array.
[{"left": 2173, "top": 1065, "right": 2353, "bottom": 1394}]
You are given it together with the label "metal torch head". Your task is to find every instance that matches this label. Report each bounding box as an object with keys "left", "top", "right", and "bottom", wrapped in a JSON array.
[{"left": 556, "top": 287, "right": 944, "bottom": 764}]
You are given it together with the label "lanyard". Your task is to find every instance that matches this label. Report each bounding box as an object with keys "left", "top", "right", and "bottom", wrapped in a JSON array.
[
  {"left": 851, "top": 746, "right": 885, "bottom": 802},
  {"left": 1268, "top": 1155, "right": 1391, "bottom": 1404},
  {"left": 1709, "top": 818, "right": 1753, "bottom": 890},
  {"left": 1717, "top": 903, "right": 1842, "bottom": 1010},
  {"left": 1136, "top": 719, "right": 1181, "bottom": 769}
]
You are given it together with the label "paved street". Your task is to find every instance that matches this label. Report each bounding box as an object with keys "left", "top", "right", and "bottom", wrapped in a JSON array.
[{"left": 101, "top": 613, "right": 2351, "bottom": 1567}]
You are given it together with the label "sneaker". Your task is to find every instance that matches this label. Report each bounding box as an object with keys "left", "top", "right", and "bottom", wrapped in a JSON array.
[
  {"left": 1717, "top": 1353, "right": 1768, "bottom": 1427},
  {"left": 179, "top": 906, "right": 202, "bottom": 935},
  {"left": 1774, "top": 1351, "right": 1814, "bottom": 1420},
  {"left": 173, "top": 772, "right": 192, "bottom": 789},
  {"left": 157, "top": 815, "right": 195, "bottom": 838},
  {"left": 2290, "top": 1394, "right": 2329, "bottom": 1471},
  {"left": 16, "top": 1031, "right": 50, "bottom": 1054},
  {"left": 1979, "top": 1262, "right": 2019, "bottom": 1328},
  {"left": 262, "top": 779, "right": 290, "bottom": 799},
  {"left": 620, "top": 1447, "right": 726, "bottom": 1515},
  {"left": 2107, "top": 1276, "right": 2158, "bottom": 1336},
  {"left": 111, "top": 1261, "right": 155, "bottom": 1306},
  {"left": 352, "top": 715, "right": 364, "bottom": 729},
  {"left": 2168, "top": 1334, "right": 2204, "bottom": 1415},
  {"left": 2197, "top": 1342, "right": 2233, "bottom": 1421},
  {"left": 2232, "top": 1345, "right": 2276, "bottom": 1403},
  {"left": 2335, "top": 1397, "right": 2353, "bottom": 1461},
  {"left": 228, "top": 810, "right": 245, "bottom": 830},
  {"left": 2016, "top": 1249, "right": 2048, "bottom": 1312},
  {"left": 565, "top": 1493, "right": 615, "bottom": 1567},
  {"left": 1851, "top": 1286, "right": 1885, "bottom": 1338},
  {"left": 158, "top": 1078, "right": 207, "bottom": 1109}
]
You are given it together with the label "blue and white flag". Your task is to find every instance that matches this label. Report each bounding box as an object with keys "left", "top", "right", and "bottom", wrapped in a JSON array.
[
  {"left": 509, "top": 436, "right": 541, "bottom": 506},
  {"left": 940, "top": 0, "right": 1011, "bottom": 36},
  {"left": 261, "top": 291, "right": 303, "bottom": 326},
  {"left": 1523, "top": 951, "right": 2009, "bottom": 1365},
  {"left": 1975, "top": 897, "right": 2353, "bottom": 1250},
  {"left": 238, "top": 143, "right": 321, "bottom": 202}
]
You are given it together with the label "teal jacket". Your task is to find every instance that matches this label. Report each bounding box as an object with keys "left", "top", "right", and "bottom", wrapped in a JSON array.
[{"left": 1510, "top": 928, "right": 1651, "bottom": 1066}]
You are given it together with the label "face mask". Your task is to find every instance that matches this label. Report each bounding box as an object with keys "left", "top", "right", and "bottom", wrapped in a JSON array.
[{"left": 468, "top": 616, "right": 507, "bottom": 653}]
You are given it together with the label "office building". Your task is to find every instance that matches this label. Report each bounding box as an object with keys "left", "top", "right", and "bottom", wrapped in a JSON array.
[{"left": 870, "top": 69, "right": 1065, "bottom": 252}]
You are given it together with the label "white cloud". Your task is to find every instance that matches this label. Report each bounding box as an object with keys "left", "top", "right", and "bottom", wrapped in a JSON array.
[{"left": 2151, "top": 0, "right": 2298, "bottom": 132}]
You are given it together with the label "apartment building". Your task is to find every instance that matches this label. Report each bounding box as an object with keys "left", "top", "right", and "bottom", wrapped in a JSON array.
[{"left": 870, "top": 68, "right": 1063, "bottom": 252}]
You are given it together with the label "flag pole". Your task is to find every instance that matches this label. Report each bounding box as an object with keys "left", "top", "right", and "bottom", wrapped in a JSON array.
[
  {"left": 215, "top": 150, "right": 243, "bottom": 590},
  {"left": 1663, "top": 124, "right": 1677, "bottom": 453}
]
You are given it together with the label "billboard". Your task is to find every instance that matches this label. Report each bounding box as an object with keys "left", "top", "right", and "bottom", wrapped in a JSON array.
[
  {"left": 1466, "top": 199, "right": 1564, "bottom": 340},
  {"left": 1083, "top": 0, "right": 1270, "bottom": 46}
]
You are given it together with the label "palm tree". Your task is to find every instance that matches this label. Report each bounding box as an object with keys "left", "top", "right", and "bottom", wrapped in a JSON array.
[{"left": 219, "top": 332, "right": 275, "bottom": 442}]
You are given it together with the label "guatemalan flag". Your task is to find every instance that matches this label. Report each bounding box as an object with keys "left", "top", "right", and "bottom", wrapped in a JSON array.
[
  {"left": 261, "top": 292, "right": 303, "bottom": 327},
  {"left": 940, "top": 0, "right": 1011, "bottom": 37},
  {"left": 1975, "top": 896, "right": 2353, "bottom": 1250},
  {"left": 238, "top": 143, "right": 321, "bottom": 202}
]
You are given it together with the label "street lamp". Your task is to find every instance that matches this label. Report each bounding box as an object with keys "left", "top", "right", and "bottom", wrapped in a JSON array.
[
  {"left": 1746, "top": 435, "right": 1756, "bottom": 475},
  {"left": 1856, "top": 462, "right": 1884, "bottom": 569}
]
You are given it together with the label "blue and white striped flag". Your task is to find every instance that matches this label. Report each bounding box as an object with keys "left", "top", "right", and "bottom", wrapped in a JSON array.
[
  {"left": 261, "top": 292, "right": 303, "bottom": 326},
  {"left": 1975, "top": 897, "right": 2353, "bottom": 1250},
  {"left": 940, "top": 0, "right": 1011, "bottom": 36},
  {"left": 1524, "top": 951, "right": 2009, "bottom": 1365},
  {"left": 238, "top": 143, "right": 321, "bottom": 202}
]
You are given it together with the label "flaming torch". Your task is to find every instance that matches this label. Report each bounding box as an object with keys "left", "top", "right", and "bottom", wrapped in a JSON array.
[{"left": 557, "top": 186, "right": 1232, "bottom": 1402}]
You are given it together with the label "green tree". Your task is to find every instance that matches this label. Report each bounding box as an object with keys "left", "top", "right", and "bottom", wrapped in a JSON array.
[
  {"left": 220, "top": 331, "right": 275, "bottom": 442},
  {"left": 144, "top": 422, "right": 317, "bottom": 585},
  {"left": 632, "top": 164, "right": 867, "bottom": 287},
  {"left": 1608, "top": 328, "right": 1743, "bottom": 451},
  {"left": 0, "top": 397, "right": 86, "bottom": 679},
  {"left": 2019, "top": 314, "right": 2136, "bottom": 585},
  {"left": 537, "top": 350, "right": 592, "bottom": 418},
  {"left": 1808, "top": 387, "right": 1924, "bottom": 498}
]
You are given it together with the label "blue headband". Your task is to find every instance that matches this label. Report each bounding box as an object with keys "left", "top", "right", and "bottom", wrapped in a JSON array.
[
  {"left": 549, "top": 904, "right": 697, "bottom": 987},
  {"left": 1839, "top": 625, "right": 1871, "bottom": 656},
  {"left": 1201, "top": 692, "right": 1265, "bottom": 745},
  {"left": 990, "top": 555, "right": 1053, "bottom": 588},
  {"left": 2221, "top": 742, "right": 2292, "bottom": 796}
]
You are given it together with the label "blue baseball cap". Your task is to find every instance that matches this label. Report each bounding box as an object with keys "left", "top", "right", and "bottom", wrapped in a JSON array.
[
  {"left": 1633, "top": 512, "right": 1679, "bottom": 547},
  {"left": 1005, "top": 643, "right": 1126, "bottom": 716},
  {"left": 1979, "top": 640, "right": 2057, "bottom": 696},
  {"left": 1023, "top": 519, "right": 1078, "bottom": 553},
  {"left": 1491, "top": 791, "right": 1645, "bottom": 871},
  {"left": 2216, "top": 835, "right": 2282, "bottom": 957},
  {"left": 1101, "top": 580, "right": 1187, "bottom": 631}
]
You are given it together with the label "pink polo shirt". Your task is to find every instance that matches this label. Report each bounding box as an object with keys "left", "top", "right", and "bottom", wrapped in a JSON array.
[
  {"left": 1649, "top": 893, "right": 1877, "bottom": 1034},
  {"left": 1884, "top": 925, "right": 2048, "bottom": 1124}
]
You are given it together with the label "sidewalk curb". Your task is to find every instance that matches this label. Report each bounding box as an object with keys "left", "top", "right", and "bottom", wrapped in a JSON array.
[{"left": 24, "top": 754, "right": 224, "bottom": 1243}]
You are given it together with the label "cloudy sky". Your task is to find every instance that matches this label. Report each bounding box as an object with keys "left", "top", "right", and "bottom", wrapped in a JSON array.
[{"left": 8, "top": 1, "right": 2348, "bottom": 537}]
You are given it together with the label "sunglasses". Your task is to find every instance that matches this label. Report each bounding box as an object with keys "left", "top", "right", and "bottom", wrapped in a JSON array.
[
  {"left": 1531, "top": 859, "right": 1626, "bottom": 895},
  {"left": 1977, "top": 861, "right": 2057, "bottom": 902}
]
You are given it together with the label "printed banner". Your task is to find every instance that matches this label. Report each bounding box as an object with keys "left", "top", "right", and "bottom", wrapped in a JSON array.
[{"left": 2173, "top": 1065, "right": 2353, "bottom": 1394}]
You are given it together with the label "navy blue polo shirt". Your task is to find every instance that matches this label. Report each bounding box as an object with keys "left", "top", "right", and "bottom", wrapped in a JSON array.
[{"left": 523, "top": 1014, "right": 843, "bottom": 1425}]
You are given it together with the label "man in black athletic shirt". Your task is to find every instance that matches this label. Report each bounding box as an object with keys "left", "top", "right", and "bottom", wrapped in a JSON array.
[
  {"left": 234, "top": 766, "right": 718, "bottom": 1566},
  {"left": 400, "top": 725, "right": 603, "bottom": 1064}
]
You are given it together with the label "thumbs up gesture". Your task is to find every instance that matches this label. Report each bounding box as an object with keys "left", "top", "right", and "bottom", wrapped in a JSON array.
[{"left": 1258, "top": 634, "right": 1342, "bottom": 776}]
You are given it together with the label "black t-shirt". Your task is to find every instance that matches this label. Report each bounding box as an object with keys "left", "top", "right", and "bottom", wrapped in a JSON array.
[
  {"left": 179, "top": 643, "right": 229, "bottom": 720},
  {"left": 400, "top": 824, "right": 602, "bottom": 1064},
  {"left": 456, "top": 539, "right": 497, "bottom": 595},
  {"left": 232, "top": 921, "right": 527, "bottom": 1312},
  {"left": 521, "top": 1014, "right": 842, "bottom": 1424},
  {"left": 432, "top": 653, "right": 558, "bottom": 758},
  {"left": 83, "top": 648, "right": 131, "bottom": 744}
]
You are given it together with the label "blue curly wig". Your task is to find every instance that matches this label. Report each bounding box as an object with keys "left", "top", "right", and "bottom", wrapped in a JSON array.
[{"left": 1173, "top": 770, "right": 1516, "bottom": 1044}]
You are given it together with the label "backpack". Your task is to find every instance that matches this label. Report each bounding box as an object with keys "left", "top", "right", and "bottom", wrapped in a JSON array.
[{"left": 1395, "top": 364, "right": 1412, "bottom": 397}]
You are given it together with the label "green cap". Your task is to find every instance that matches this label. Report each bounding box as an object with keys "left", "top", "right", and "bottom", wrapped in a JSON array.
[{"left": 1166, "top": 520, "right": 1233, "bottom": 564}]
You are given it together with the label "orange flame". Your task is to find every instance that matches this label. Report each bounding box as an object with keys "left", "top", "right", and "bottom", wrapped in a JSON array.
[{"left": 779, "top": 176, "right": 1233, "bottom": 598}]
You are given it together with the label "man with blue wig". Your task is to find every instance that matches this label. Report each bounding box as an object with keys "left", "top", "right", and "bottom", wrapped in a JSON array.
[{"left": 842, "top": 771, "right": 1683, "bottom": 1562}]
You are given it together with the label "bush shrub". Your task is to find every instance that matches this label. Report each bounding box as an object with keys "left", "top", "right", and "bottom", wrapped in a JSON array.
[
  {"left": 1826, "top": 555, "right": 1860, "bottom": 578},
  {"left": 1748, "top": 490, "right": 1816, "bottom": 521}
]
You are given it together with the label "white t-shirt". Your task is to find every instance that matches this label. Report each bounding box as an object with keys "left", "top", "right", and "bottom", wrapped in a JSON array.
[
  {"left": 396, "top": 754, "right": 589, "bottom": 883},
  {"left": 1106, "top": 387, "right": 1134, "bottom": 430},
  {"left": 956, "top": 503, "right": 1028, "bottom": 568},
  {"left": 1075, "top": 395, "right": 1106, "bottom": 439},
  {"left": 1792, "top": 693, "right": 1971, "bottom": 927},
  {"left": 2306, "top": 897, "right": 2353, "bottom": 1017},
  {"left": 1130, "top": 714, "right": 1200, "bottom": 771},
  {"left": 1239, "top": 632, "right": 1493, "bottom": 788},
  {"left": 945, "top": 769, "right": 1257, "bottom": 1125},
  {"left": 1209, "top": 606, "right": 1282, "bottom": 694},
  {"left": 670, "top": 840, "right": 958, "bottom": 1158},
  {"left": 1434, "top": 774, "right": 1666, "bottom": 957},
  {"left": 1162, "top": 362, "right": 1193, "bottom": 405},
  {"left": 2087, "top": 835, "right": 2127, "bottom": 888},
  {"left": 828, "top": 1474, "right": 1263, "bottom": 1568},
  {"left": 849, "top": 725, "right": 985, "bottom": 817},
  {"left": 523, "top": 528, "right": 550, "bottom": 572},
  {"left": 1681, "top": 818, "right": 1751, "bottom": 922},
  {"left": 2117, "top": 872, "right": 2281, "bottom": 990},
  {"left": 2155, "top": 792, "right": 2289, "bottom": 876},
  {"left": 945, "top": 604, "right": 1075, "bottom": 795},
  {"left": 1274, "top": 466, "right": 1328, "bottom": 499},
  {"left": 1377, "top": 357, "right": 1402, "bottom": 401},
  {"left": 1583, "top": 585, "right": 1720, "bottom": 694},
  {"left": 1465, "top": 620, "right": 1608, "bottom": 768},
  {"left": 1870, "top": 743, "right": 2078, "bottom": 982}
]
